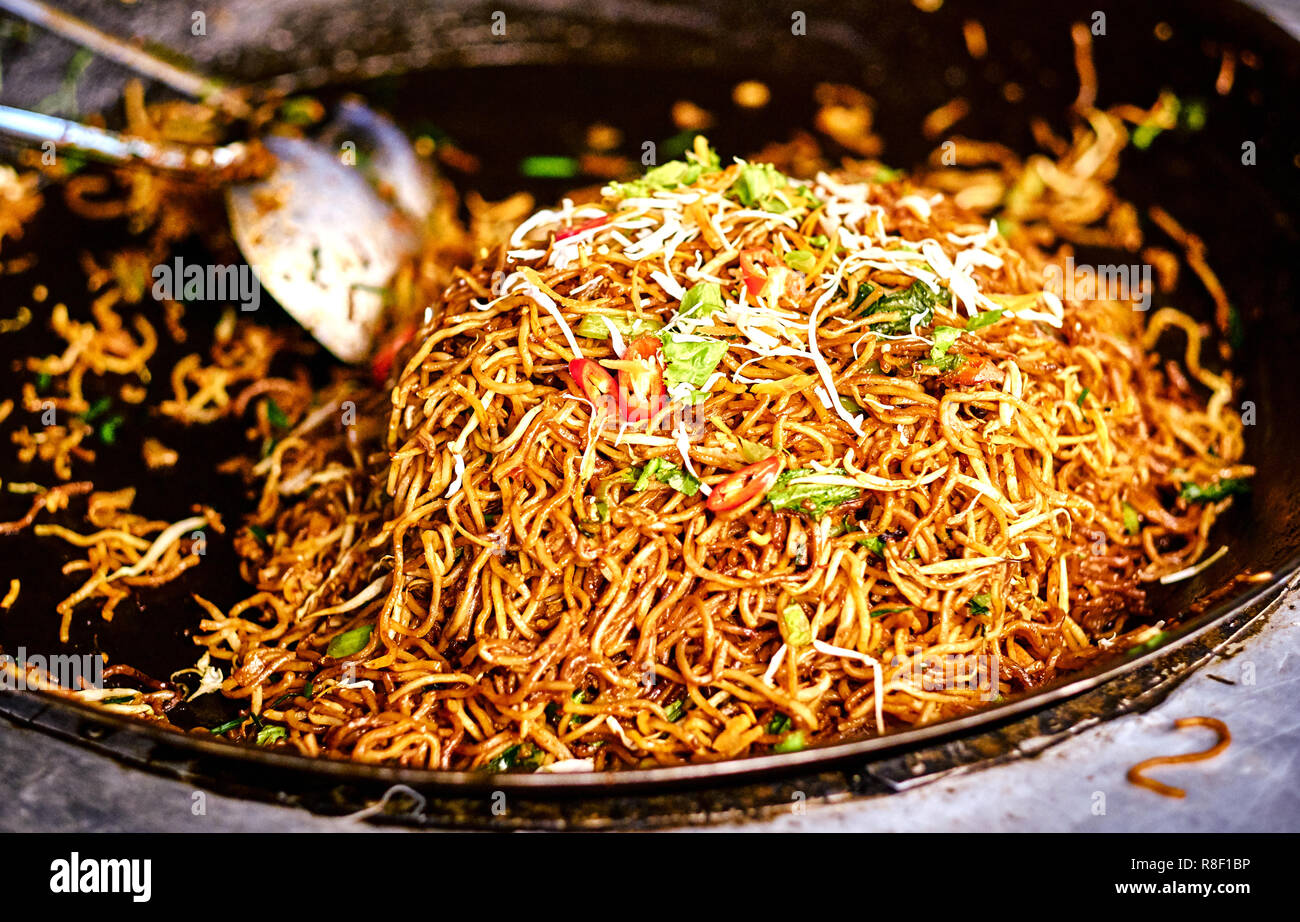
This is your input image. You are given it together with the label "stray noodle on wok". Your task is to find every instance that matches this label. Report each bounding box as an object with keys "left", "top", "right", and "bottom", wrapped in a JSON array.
[{"left": 0, "top": 31, "right": 1252, "bottom": 771}]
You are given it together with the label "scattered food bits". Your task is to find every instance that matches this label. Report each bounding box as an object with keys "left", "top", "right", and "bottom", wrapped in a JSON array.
[
  {"left": 732, "top": 80, "right": 771, "bottom": 109},
  {"left": 585, "top": 122, "right": 622, "bottom": 152},
  {"left": 142, "top": 437, "right": 179, "bottom": 469},
  {"left": 671, "top": 100, "right": 714, "bottom": 131}
]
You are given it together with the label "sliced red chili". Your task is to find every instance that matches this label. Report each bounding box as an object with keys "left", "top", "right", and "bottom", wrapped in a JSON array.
[
  {"left": 707, "top": 455, "right": 785, "bottom": 513},
  {"left": 946, "top": 354, "right": 1004, "bottom": 386},
  {"left": 618, "top": 335, "right": 666, "bottom": 423},
  {"left": 555, "top": 214, "right": 610, "bottom": 241},
  {"left": 740, "top": 247, "right": 778, "bottom": 297},
  {"left": 371, "top": 322, "right": 418, "bottom": 386},
  {"left": 569, "top": 358, "right": 618, "bottom": 416}
]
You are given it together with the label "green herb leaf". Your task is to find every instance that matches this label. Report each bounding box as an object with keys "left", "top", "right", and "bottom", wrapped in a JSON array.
[
  {"left": 868, "top": 282, "right": 948, "bottom": 335},
  {"left": 966, "top": 308, "right": 1004, "bottom": 331},
  {"left": 921, "top": 325, "right": 964, "bottom": 372},
  {"left": 632, "top": 457, "right": 701, "bottom": 496},
  {"left": 855, "top": 533, "right": 918, "bottom": 560},
  {"left": 969, "top": 594, "right": 992, "bottom": 617},
  {"left": 1077, "top": 387, "right": 1091, "bottom": 407},
  {"left": 487, "top": 744, "right": 520, "bottom": 772},
  {"left": 847, "top": 281, "right": 876, "bottom": 314},
  {"left": 664, "top": 698, "right": 687, "bottom": 722},
  {"left": 677, "top": 280, "right": 724, "bottom": 321},
  {"left": 326, "top": 624, "right": 373, "bottom": 659},
  {"left": 487, "top": 741, "right": 547, "bottom": 773},
  {"left": 660, "top": 332, "right": 728, "bottom": 390},
  {"left": 729, "top": 162, "right": 791, "bottom": 211},
  {"left": 856, "top": 534, "right": 885, "bottom": 555},
  {"left": 35, "top": 372, "right": 52, "bottom": 393},
  {"left": 766, "top": 468, "right": 860, "bottom": 518}
]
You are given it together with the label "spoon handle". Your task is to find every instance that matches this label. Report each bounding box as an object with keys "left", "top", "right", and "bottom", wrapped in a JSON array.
[
  {"left": 0, "top": 0, "right": 249, "bottom": 117},
  {"left": 0, "top": 104, "right": 249, "bottom": 173}
]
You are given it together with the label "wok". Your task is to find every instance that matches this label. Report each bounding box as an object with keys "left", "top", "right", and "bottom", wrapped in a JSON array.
[{"left": 0, "top": 0, "right": 1297, "bottom": 799}]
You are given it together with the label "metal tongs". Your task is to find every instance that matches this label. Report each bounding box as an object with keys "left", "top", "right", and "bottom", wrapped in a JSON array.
[{"left": 0, "top": 0, "right": 434, "bottom": 362}]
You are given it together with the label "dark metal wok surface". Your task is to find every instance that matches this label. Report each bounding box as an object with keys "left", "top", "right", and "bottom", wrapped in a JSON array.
[{"left": 1, "top": 0, "right": 1298, "bottom": 797}]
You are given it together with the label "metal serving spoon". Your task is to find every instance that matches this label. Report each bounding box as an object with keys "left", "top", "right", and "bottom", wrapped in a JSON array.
[{"left": 0, "top": 0, "right": 433, "bottom": 363}]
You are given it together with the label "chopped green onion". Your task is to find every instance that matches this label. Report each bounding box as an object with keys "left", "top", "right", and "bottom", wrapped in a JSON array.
[
  {"left": 576, "top": 311, "right": 663, "bottom": 340},
  {"left": 1179, "top": 478, "right": 1250, "bottom": 503},
  {"left": 766, "top": 713, "right": 793, "bottom": 734},
  {"left": 773, "top": 730, "right": 806, "bottom": 753},
  {"left": 519, "top": 155, "right": 581, "bottom": 179},
  {"left": 868, "top": 606, "right": 912, "bottom": 618},
  {"left": 80, "top": 396, "right": 112, "bottom": 422},
  {"left": 208, "top": 717, "right": 245, "bottom": 735},
  {"left": 781, "top": 603, "right": 812, "bottom": 646},
  {"left": 326, "top": 624, "right": 373, "bottom": 659},
  {"left": 256, "top": 725, "right": 287, "bottom": 746},
  {"left": 487, "top": 742, "right": 546, "bottom": 772},
  {"left": 98, "top": 415, "right": 124, "bottom": 445},
  {"left": 265, "top": 397, "right": 290, "bottom": 429},
  {"left": 1122, "top": 502, "right": 1141, "bottom": 535},
  {"left": 783, "top": 250, "right": 816, "bottom": 272}
]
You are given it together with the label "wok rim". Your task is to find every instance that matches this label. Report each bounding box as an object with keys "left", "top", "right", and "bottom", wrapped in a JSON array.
[{"left": 1, "top": 0, "right": 1298, "bottom": 797}]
